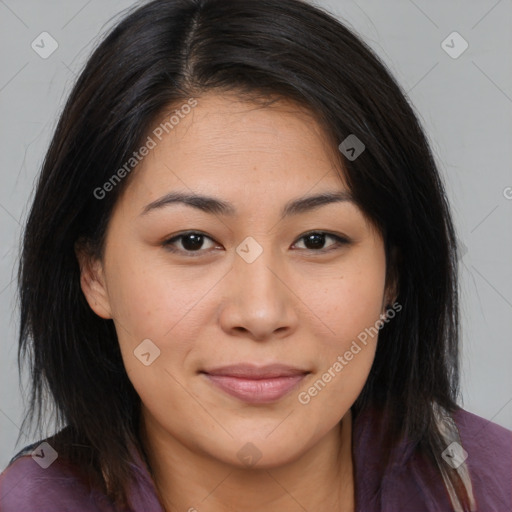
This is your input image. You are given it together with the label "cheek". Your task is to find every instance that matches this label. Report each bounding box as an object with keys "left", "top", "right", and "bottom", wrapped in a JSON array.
[
  {"left": 110, "top": 261, "right": 200, "bottom": 418},
  {"left": 103, "top": 250, "right": 211, "bottom": 400},
  {"left": 294, "top": 279, "right": 384, "bottom": 422},
  {"left": 105, "top": 249, "right": 202, "bottom": 340},
  {"left": 307, "top": 252, "right": 387, "bottom": 351},
  {"left": 295, "top": 248, "right": 386, "bottom": 406}
]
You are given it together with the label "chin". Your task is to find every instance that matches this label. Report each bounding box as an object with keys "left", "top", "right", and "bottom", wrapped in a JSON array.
[{"left": 208, "top": 432, "right": 315, "bottom": 470}]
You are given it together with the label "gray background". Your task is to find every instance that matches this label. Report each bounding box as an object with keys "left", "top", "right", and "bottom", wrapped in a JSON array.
[{"left": 1, "top": 0, "right": 511, "bottom": 470}]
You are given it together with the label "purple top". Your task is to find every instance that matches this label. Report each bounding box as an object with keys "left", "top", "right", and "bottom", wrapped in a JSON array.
[{"left": 1, "top": 407, "right": 510, "bottom": 511}]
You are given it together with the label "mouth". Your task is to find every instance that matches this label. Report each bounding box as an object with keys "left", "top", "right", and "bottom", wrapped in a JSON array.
[{"left": 200, "top": 364, "right": 310, "bottom": 404}]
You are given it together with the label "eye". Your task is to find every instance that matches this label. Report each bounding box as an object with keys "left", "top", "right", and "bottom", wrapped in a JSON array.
[
  {"left": 292, "top": 231, "right": 350, "bottom": 252},
  {"left": 162, "top": 230, "right": 350, "bottom": 257},
  {"left": 162, "top": 231, "right": 219, "bottom": 256}
]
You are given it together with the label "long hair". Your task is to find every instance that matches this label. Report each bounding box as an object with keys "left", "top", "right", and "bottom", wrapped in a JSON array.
[{"left": 17, "top": 0, "right": 466, "bottom": 508}]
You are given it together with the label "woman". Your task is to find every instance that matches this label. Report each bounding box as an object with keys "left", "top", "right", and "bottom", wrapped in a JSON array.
[{"left": 0, "top": 0, "right": 510, "bottom": 510}]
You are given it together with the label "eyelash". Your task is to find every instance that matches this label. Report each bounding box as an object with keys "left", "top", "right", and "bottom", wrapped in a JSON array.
[{"left": 161, "top": 231, "right": 351, "bottom": 257}]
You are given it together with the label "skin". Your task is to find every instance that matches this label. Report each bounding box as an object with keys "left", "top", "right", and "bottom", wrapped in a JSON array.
[{"left": 77, "top": 92, "right": 396, "bottom": 511}]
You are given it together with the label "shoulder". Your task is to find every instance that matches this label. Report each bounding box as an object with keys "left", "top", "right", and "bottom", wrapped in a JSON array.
[
  {"left": 353, "top": 405, "right": 511, "bottom": 511},
  {"left": 452, "top": 407, "right": 512, "bottom": 508},
  {"left": 0, "top": 440, "right": 116, "bottom": 512},
  {"left": 453, "top": 407, "right": 511, "bottom": 467}
]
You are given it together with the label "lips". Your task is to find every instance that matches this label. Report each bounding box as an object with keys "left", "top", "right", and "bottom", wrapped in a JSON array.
[{"left": 201, "top": 364, "right": 310, "bottom": 404}]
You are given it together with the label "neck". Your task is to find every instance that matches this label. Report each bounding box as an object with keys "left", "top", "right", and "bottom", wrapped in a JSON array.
[{"left": 139, "top": 409, "right": 355, "bottom": 512}]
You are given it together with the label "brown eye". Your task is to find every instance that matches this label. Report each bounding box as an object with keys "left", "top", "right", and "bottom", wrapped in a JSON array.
[
  {"left": 162, "top": 232, "right": 218, "bottom": 255},
  {"left": 178, "top": 233, "right": 207, "bottom": 251}
]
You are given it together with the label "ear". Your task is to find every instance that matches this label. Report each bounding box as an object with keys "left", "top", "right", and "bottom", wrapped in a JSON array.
[
  {"left": 383, "top": 245, "right": 400, "bottom": 310},
  {"left": 74, "top": 239, "right": 113, "bottom": 319}
]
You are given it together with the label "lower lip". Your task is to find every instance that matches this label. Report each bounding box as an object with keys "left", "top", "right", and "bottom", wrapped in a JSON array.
[{"left": 203, "top": 373, "right": 307, "bottom": 404}]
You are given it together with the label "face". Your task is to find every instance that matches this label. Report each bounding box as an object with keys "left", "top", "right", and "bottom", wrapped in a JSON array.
[{"left": 79, "top": 93, "right": 393, "bottom": 469}]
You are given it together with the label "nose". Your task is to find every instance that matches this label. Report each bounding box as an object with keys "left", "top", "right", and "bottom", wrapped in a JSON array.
[{"left": 218, "top": 245, "right": 299, "bottom": 341}]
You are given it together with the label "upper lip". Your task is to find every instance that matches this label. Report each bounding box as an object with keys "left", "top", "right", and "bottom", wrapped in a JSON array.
[{"left": 201, "top": 363, "right": 310, "bottom": 379}]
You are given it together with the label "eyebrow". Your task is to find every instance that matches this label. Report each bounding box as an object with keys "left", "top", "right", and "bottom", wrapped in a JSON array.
[{"left": 140, "top": 190, "right": 354, "bottom": 220}]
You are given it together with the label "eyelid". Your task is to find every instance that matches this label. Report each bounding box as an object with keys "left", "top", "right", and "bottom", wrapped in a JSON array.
[
  {"left": 291, "top": 231, "right": 351, "bottom": 254},
  {"left": 162, "top": 231, "right": 219, "bottom": 256}
]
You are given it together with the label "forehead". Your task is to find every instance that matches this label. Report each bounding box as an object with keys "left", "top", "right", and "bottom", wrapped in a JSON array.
[{"left": 119, "top": 92, "right": 349, "bottom": 210}]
